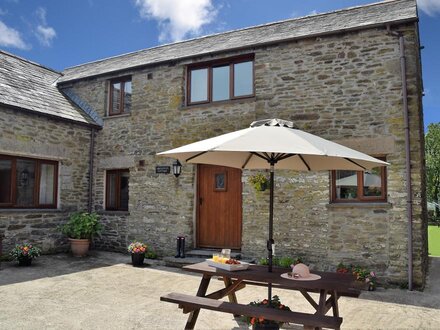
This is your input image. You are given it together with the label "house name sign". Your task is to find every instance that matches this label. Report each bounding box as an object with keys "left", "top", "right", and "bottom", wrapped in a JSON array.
[{"left": 156, "top": 166, "right": 171, "bottom": 174}]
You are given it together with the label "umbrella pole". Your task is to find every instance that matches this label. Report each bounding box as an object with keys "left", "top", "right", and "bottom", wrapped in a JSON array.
[{"left": 267, "top": 163, "right": 275, "bottom": 303}]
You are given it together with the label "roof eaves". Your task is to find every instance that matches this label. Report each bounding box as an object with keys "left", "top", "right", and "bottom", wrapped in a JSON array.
[
  {"left": 57, "top": 16, "right": 418, "bottom": 85},
  {"left": 0, "top": 102, "right": 102, "bottom": 129}
]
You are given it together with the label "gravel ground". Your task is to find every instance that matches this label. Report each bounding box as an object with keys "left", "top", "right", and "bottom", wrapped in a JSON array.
[{"left": 0, "top": 252, "right": 439, "bottom": 330}]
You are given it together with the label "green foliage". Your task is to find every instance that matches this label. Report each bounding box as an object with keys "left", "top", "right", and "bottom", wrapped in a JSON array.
[
  {"left": 426, "top": 123, "right": 440, "bottom": 217},
  {"left": 10, "top": 243, "right": 41, "bottom": 260},
  {"left": 428, "top": 225, "right": 440, "bottom": 256},
  {"left": 146, "top": 249, "right": 158, "bottom": 259},
  {"left": 60, "top": 212, "right": 102, "bottom": 239},
  {"left": 258, "top": 256, "right": 303, "bottom": 267},
  {"left": 248, "top": 173, "right": 268, "bottom": 191}
]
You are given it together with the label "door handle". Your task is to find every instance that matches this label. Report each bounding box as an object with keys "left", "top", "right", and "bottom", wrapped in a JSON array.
[{"left": 199, "top": 197, "right": 203, "bottom": 206}]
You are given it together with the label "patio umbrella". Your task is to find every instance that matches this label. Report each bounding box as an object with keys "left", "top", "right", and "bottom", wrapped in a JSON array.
[{"left": 158, "top": 118, "right": 388, "bottom": 302}]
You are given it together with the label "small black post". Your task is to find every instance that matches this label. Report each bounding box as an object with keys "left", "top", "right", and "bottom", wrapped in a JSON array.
[
  {"left": 175, "top": 236, "right": 182, "bottom": 258},
  {"left": 179, "top": 236, "right": 186, "bottom": 258}
]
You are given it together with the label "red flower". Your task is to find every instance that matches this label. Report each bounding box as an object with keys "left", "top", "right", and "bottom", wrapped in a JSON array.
[
  {"left": 262, "top": 299, "right": 268, "bottom": 305},
  {"left": 250, "top": 318, "right": 256, "bottom": 325}
]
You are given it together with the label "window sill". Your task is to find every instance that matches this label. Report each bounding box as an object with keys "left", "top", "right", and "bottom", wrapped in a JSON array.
[
  {"left": 103, "top": 113, "right": 131, "bottom": 120},
  {"left": 0, "top": 208, "right": 62, "bottom": 213},
  {"left": 180, "top": 97, "right": 256, "bottom": 110},
  {"left": 326, "top": 202, "right": 392, "bottom": 209},
  {"left": 98, "top": 210, "right": 130, "bottom": 216}
]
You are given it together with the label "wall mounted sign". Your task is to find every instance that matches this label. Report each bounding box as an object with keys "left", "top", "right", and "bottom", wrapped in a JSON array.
[{"left": 156, "top": 166, "right": 171, "bottom": 174}]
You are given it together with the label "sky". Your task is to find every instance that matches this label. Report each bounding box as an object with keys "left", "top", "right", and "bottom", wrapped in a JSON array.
[{"left": 0, "top": 0, "right": 438, "bottom": 129}]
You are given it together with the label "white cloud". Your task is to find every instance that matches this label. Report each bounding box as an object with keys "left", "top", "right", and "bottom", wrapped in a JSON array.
[
  {"left": 34, "top": 7, "right": 56, "bottom": 46},
  {"left": 0, "top": 20, "right": 28, "bottom": 49},
  {"left": 36, "top": 25, "right": 56, "bottom": 46},
  {"left": 135, "top": 0, "right": 217, "bottom": 42},
  {"left": 309, "top": 10, "right": 318, "bottom": 15},
  {"left": 417, "top": 0, "right": 440, "bottom": 16}
]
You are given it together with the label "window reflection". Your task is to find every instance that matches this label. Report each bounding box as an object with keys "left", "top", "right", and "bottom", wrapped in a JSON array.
[
  {"left": 0, "top": 159, "right": 12, "bottom": 203},
  {"left": 212, "top": 66, "right": 229, "bottom": 101},
  {"left": 16, "top": 159, "right": 36, "bottom": 207},
  {"left": 190, "top": 68, "right": 208, "bottom": 102},
  {"left": 123, "top": 81, "right": 132, "bottom": 113},
  {"left": 111, "top": 82, "right": 121, "bottom": 114},
  {"left": 234, "top": 61, "right": 253, "bottom": 97},
  {"left": 363, "top": 167, "right": 382, "bottom": 197},
  {"left": 335, "top": 170, "right": 358, "bottom": 199}
]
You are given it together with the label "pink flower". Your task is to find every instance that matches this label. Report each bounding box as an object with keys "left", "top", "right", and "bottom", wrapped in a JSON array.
[{"left": 370, "top": 271, "right": 376, "bottom": 277}]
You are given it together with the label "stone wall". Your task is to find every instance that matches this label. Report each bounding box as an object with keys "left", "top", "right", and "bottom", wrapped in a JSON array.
[
  {"left": 0, "top": 107, "right": 92, "bottom": 253},
  {"left": 64, "top": 23, "right": 426, "bottom": 286}
]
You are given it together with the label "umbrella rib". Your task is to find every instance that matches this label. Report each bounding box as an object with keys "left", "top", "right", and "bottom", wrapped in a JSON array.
[
  {"left": 252, "top": 152, "right": 271, "bottom": 162},
  {"left": 344, "top": 158, "right": 367, "bottom": 170},
  {"left": 298, "top": 154, "right": 311, "bottom": 171},
  {"left": 277, "top": 153, "right": 295, "bottom": 162},
  {"left": 186, "top": 151, "right": 208, "bottom": 162},
  {"left": 242, "top": 153, "right": 254, "bottom": 169}
]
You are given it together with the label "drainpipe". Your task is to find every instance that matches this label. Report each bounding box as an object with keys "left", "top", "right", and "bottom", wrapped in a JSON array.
[
  {"left": 88, "top": 128, "right": 96, "bottom": 213},
  {"left": 387, "top": 25, "right": 413, "bottom": 291}
]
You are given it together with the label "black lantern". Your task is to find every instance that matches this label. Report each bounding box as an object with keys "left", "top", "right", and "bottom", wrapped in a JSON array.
[
  {"left": 20, "top": 169, "right": 29, "bottom": 186},
  {"left": 172, "top": 160, "right": 182, "bottom": 177}
]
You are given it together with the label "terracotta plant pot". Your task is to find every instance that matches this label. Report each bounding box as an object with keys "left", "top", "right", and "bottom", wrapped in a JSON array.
[
  {"left": 131, "top": 253, "right": 145, "bottom": 267},
  {"left": 18, "top": 257, "right": 33, "bottom": 266},
  {"left": 69, "top": 238, "right": 90, "bottom": 257}
]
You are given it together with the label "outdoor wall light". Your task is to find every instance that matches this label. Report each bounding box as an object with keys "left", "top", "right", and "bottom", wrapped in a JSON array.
[
  {"left": 172, "top": 160, "right": 182, "bottom": 177},
  {"left": 20, "top": 169, "right": 29, "bottom": 186}
]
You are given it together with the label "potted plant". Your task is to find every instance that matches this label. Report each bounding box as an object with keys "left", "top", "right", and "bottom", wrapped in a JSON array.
[
  {"left": 10, "top": 243, "right": 41, "bottom": 266},
  {"left": 60, "top": 212, "right": 102, "bottom": 257},
  {"left": 127, "top": 241, "right": 148, "bottom": 266},
  {"left": 248, "top": 173, "right": 269, "bottom": 191},
  {"left": 244, "top": 295, "right": 291, "bottom": 330},
  {"left": 336, "top": 262, "right": 378, "bottom": 291}
]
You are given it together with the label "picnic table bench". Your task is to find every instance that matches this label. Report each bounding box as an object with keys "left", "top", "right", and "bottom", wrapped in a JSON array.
[{"left": 160, "top": 262, "right": 361, "bottom": 330}]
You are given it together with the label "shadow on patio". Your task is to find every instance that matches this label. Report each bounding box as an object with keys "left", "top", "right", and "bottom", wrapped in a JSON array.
[{"left": 0, "top": 250, "right": 145, "bottom": 286}]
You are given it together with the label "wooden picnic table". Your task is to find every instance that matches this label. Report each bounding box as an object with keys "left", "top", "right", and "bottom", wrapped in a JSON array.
[{"left": 161, "top": 262, "right": 361, "bottom": 330}]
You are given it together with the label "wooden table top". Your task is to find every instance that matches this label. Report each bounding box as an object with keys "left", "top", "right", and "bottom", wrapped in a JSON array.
[{"left": 183, "top": 262, "right": 361, "bottom": 296}]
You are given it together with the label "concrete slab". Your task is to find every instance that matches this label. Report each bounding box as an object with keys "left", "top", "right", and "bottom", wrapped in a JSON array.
[{"left": 0, "top": 252, "right": 439, "bottom": 329}]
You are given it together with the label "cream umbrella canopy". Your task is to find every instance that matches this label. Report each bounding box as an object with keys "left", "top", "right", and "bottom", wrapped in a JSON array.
[{"left": 158, "top": 118, "right": 388, "bottom": 302}]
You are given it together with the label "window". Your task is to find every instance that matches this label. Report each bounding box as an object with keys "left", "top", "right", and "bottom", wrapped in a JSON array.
[
  {"left": 109, "top": 77, "right": 132, "bottom": 116},
  {"left": 0, "top": 155, "right": 58, "bottom": 208},
  {"left": 187, "top": 55, "right": 254, "bottom": 105},
  {"left": 331, "top": 159, "right": 387, "bottom": 203},
  {"left": 106, "top": 169, "right": 129, "bottom": 211}
]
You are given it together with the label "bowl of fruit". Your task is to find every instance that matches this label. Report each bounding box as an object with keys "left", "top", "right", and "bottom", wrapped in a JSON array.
[{"left": 206, "top": 256, "right": 250, "bottom": 271}]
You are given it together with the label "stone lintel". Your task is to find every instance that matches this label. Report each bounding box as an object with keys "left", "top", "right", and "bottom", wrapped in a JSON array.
[{"left": 333, "top": 136, "right": 395, "bottom": 155}]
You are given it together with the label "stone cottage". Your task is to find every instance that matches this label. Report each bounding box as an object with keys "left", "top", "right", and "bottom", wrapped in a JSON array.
[{"left": 0, "top": 0, "right": 427, "bottom": 288}]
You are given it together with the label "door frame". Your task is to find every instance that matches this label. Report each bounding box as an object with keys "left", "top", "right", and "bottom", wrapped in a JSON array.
[{"left": 196, "top": 164, "right": 243, "bottom": 250}]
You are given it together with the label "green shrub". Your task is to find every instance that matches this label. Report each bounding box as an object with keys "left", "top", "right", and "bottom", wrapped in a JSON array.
[
  {"left": 258, "top": 256, "right": 303, "bottom": 267},
  {"left": 60, "top": 212, "right": 102, "bottom": 239}
]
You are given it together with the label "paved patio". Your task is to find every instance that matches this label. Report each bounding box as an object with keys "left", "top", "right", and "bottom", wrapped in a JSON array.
[{"left": 0, "top": 252, "right": 439, "bottom": 329}]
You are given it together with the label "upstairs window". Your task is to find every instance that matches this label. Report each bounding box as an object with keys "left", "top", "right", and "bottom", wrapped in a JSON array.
[
  {"left": 109, "top": 77, "right": 132, "bottom": 116},
  {"left": 331, "top": 158, "right": 387, "bottom": 203},
  {"left": 106, "top": 169, "right": 129, "bottom": 211},
  {"left": 0, "top": 155, "right": 58, "bottom": 209},
  {"left": 187, "top": 55, "right": 254, "bottom": 105}
]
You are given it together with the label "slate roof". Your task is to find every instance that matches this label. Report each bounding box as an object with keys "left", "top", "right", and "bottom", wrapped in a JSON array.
[
  {"left": 59, "top": 0, "right": 417, "bottom": 84},
  {"left": 0, "top": 50, "right": 98, "bottom": 126}
]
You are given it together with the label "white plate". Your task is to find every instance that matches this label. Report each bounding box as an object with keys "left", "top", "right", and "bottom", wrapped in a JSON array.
[{"left": 206, "top": 259, "right": 250, "bottom": 271}]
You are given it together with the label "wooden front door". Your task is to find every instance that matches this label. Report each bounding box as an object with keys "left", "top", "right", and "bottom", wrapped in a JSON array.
[{"left": 197, "top": 165, "right": 242, "bottom": 249}]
